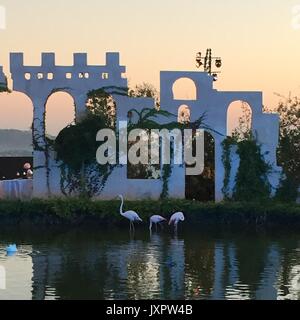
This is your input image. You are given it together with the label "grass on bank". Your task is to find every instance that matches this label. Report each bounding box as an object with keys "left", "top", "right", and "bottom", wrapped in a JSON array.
[{"left": 0, "top": 198, "right": 299, "bottom": 227}]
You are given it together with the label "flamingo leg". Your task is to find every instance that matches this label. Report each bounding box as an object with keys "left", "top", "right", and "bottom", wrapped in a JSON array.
[
  {"left": 132, "top": 222, "right": 135, "bottom": 232},
  {"left": 156, "top": 223, "right": 158, "bottom": 232},
  {"left": 174, "top": 222, "right": 178, "bottom": 234}
]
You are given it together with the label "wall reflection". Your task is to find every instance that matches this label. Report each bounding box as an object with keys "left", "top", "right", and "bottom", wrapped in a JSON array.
[{"left": 1, "top": 229, "right": 300, "bottom": 300}]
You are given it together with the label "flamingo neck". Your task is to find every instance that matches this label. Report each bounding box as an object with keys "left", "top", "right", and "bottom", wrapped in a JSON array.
[
  {"left": 119, "top": 196, "right": 124, "bottom": 216},
  {"left": 149, "top": 221, "right": 152, "bottom": 230}
]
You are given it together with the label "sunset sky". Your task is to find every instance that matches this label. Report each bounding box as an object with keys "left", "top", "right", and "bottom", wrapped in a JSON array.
[{"left": 1, "top": 0, "right": 300, "bottom": 135}]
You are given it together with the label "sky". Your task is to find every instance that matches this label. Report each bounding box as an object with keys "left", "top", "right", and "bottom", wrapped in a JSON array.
[{"left": 0, "top": 0, "right": 300, "bottom": 135}]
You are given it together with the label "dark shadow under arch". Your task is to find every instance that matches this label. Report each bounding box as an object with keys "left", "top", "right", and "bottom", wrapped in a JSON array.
[{"left": 185, "top": 131, "right": 215, "bottom": 202}]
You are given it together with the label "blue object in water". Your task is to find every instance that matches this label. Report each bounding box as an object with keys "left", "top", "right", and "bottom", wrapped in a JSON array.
[{"left": 6, "top": 244, "right": 17, "bottom": 254}]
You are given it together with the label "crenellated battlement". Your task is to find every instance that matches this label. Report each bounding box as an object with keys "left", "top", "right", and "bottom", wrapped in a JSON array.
[{"left": 10, "top": 52, "right": 127, "bottom": 95}]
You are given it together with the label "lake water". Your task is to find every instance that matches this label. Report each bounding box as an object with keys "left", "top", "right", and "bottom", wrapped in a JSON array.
[{"left": 0, "top": 226, "right": 299, "bottom": 300}]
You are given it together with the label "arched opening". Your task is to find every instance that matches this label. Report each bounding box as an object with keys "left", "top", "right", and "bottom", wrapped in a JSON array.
[
  {"left": 185, "top": 131, "right": 215, "bottom": 202},
  {"left": 0, "top": 92, "right": 33, "bottom": 182},
  {"left": 178, "top": 104, "right": 191, "bottom": 123},
  {"left": 172, "top": 78, "right": 197, "bottom": 100},
  {"left": 227, "top": 100, "right": 252, "bottom": 139},
  {"left": 45, "top": 92, "right": 75, "bottom": 138},
  {"left": 0, "top": 92, "right": 33, "bottom": 156},
  {"left": 0, "top": 92, "right": 33, "bottom": 131}
]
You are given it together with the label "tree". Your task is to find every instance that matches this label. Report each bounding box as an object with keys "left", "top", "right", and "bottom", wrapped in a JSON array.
[
  {"left": 232, "top": 95, "right": 300, "bottom": 202},
  {"left": 233, "top": 137, "right": 272, "bottom": 202},
  {"left": 274, "top": 95, "right": 300, "bottom": 201},
  {"left": 54, "top": 89, "right": 118, "bottom": 198},
  {"left": 86, "top": 89, "right": 116, "bottom": 128},
  {"left": 129, "top": 82, "right": 160, "bottom": 108},
  {"left": 231, "top": 102, "right": 252, "bottom": 141},
  {"left": 225, "top": 105, "right": 272, "bottom": 202}
]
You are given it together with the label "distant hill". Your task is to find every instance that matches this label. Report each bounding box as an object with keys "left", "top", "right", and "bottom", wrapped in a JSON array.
[{"left": 0, "top": 129, "right": 33, "bottom": 156}]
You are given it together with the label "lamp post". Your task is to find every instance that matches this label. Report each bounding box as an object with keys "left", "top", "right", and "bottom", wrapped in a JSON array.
[{"left": 196, "top": 49, "right": 222, "bottom": 81}]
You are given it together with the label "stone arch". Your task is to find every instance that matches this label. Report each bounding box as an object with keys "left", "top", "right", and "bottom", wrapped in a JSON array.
[
  {"left": 0, "top": 91, "right": 33, "bottom": 131},
  {"left": 178, "top": 104, "right": 191, "bottom": 123},
  {"left": 45, "top": 91, "right": 75, "bottom": 137},
  {"left": 172, "top": 77, "right": 197, "bottom": 100},
  {"left": 0, "top": 91, "right": 33, "bottom": 180},
  {"left": 227, "top": 100, "right": 252, "bottom": 137}
]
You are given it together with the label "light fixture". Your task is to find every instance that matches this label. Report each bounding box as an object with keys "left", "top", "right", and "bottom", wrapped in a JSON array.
[
  {"left": 196, "top": 49, "right": 222, "bottom": 81},
  {"left": 215, "top": 59, "right": 222, "bottom": 68},
  {"left": 196, "top": 52, "right": 203, "bottom": 68}
]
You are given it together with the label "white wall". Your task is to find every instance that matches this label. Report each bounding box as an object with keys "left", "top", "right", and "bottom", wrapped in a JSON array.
[{"left": 7, "top": 52, "right": 282, "bottom": 201}]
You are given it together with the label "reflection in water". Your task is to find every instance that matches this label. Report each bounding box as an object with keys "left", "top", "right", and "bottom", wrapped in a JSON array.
[
  {"left": 0, "top": 228, "right": 300, "bottom": 300},
  {"left": 0, "top": 245, "right": 33, "bottom": 300},
  {"left": 168, "top": 236, "right": 185, "bottom": 299},
  {"left": 255, "top": 245, "right": 281, "bottom": 300},
  {"left": 212, "top": 244, "right": 225, "bottom": 300}
]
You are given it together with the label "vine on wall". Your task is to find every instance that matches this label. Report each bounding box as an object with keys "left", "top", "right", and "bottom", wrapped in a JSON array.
[
  {"left": 160, "top": 164, "right": 172, "bottom": 199},
  {"left": 221, "top": 134, "right": 272, "bottom": 202},
  {"left": 233, "top": 138, "right": 272, "bottom": 201},
  {"left": 221, "top": 137, "right": 235, "bottom": 200},
  {"left": 127, "top": 109, "right": 217, "bottom": 199},
  {"left": 54, "top": 89, "right": 118, "bottom": 198},
  {"left": 32, "top": 85, "right": 217, "bottom": 199}
]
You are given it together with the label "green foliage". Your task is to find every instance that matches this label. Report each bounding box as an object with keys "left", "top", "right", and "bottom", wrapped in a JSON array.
[
  {"left": 233, "top": 138, "right": 272, "bottom": 201},
  {"left": 128, "top": 82, "right": 160, "bottom": 107},
  {"left": 0, "top": 86, "right": 7, "bottom": 93},
  {"left": 128, "top": 107, "right": 177, "bottom": 130},
  {"left": 186, "top": 132, "right": 215, "bottom": 201},
  {"left": 0, "top": 198, "right": 299, "bottom": 228},
  {"left": 229, "top": 96, "right": 299, "bottom": 202},
  {"left": 221, "top": 137, "right": 236, "bottom": 199},
  {"left": 276, "top": 176, "right": 299, "bottom": 203},
  {"left": 54, "top": 89, "right": 118, "bottom": 198},
  {"left": 52, "top": 83, "right": 218, "bottom": 199},
  {"left": 160, "top": 164, "right": 172, "bottom": 199},
  {"left": 274, "top": 95, "right": 300, "bottom": 201},
  {"left": 55, "top": 113, "right": 108, "bottom": 171},
  {"left": 222, "top": 134, "right": 272, "bottom": 202},
  {"left": 128, "top": 108, "right": 217, "bottom": 198},
  {"left": 86, "top": 89, "right": 117, "bottom": 128},
  {"left": 231, "top": 102, "right": 252, "bottom": 141}
]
